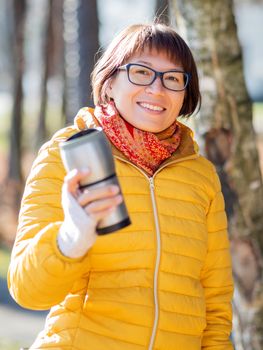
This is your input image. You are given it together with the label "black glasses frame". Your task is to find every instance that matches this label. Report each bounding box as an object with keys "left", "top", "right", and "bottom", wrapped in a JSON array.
[{"left": 118, "top": 63, "right": 191, "bottom": 91}]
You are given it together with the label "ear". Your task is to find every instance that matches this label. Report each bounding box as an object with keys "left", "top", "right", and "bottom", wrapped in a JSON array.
[{"left": 105, "top": 79, "right": 114, "bottom": 100}]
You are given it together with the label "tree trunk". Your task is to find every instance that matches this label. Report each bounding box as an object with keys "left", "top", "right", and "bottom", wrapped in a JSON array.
[
  {"left": 77, "top": 0, "right": 99, "bottom": 108},
  {"left": 170, "top": 0, "right": 263, "bottom": 349},
  {"left": 63, "top": 0, "right": 80, "bottom": 124},
  {"left": 36, "top": 0, "right": 53, "bottom": 150},
  {"left": 0, "top": 0, "right": 26, "bottom": 243},
  {"left": 8, "top": 0, "right": 26, "bottom": 182},
  {"left": 7, "top": 0, "right": 26, "bottom": 206},
  {"left": 48, "top": 0, "right": 64, "bottom": 129},
  {"left": 155, "top": 0, "right": 170, "bottom": 24},
  {"left": 63, "top": 0, "right": 99, "bottom": 124}
]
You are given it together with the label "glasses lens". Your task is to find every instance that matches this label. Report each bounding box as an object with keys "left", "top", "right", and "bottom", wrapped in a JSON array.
[
  {"left": 128, "top": 65, "right": 154, "bottom": 85},
  {"left": 163, "top": 72, "right": 188, "bottom": 90}
]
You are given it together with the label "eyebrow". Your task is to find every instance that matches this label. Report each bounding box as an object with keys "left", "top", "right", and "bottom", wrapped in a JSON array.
[
  {"left": 136, "top": 60, "right": 153, "bottom": 66},
  {"left": 134, "top": 60, "right": 182, "bottom": 71}
]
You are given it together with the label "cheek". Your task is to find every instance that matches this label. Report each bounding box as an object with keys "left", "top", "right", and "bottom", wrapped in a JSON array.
[
  {"left": 112, "top": 85, "right": 138, "bottom": 109},
  {"left": 172, "top": 93, "right": 185, "bottom": 111}
]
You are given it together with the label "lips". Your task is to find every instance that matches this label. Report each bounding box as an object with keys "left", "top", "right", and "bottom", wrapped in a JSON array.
[{"left": 137, "top": 102, "right": 165, "bottom": 112}]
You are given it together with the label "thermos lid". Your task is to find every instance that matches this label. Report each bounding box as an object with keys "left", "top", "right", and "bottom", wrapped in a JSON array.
[{"left": 60, "top": 128, "right": 103, "bottom": 149}]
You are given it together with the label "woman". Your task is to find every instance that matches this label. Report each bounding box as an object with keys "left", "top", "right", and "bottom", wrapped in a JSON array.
[{"left": 8, "top": 23, "right": 234, "bottom": 350}]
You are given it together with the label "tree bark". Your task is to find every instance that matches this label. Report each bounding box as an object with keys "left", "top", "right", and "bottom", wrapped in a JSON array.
[
  {"left": 36, "top": 0, "right": 53, "bottom": 150},
  {"left": 170, "top": 0, "right": 263, "bottom": 349},
  {"left": 7, "top": 0, "right": 26, "bottom": 209},
  {"left": 49, "top": 0, "right": 64, "bottom": 128},
  {"left": 155, "top": 0, "right": 170, "bottom": 24},
  {"left": 63, "top": 0, "right": 80, "bottom": 124},
  {"left": 63, "top": 0, "right": 99, "bottom": 123},
  {"left": 0, "top": 0, "right": 26, "bottom": 243},
  {"left": 77, "top": 0, "right": 99, "bottom": 108},
  {"left": 8, "top": 0, "right": 26, "bottom": 182}
]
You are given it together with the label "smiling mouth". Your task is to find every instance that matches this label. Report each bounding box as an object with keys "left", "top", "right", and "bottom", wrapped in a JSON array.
[{"left": 138, "top": 102, "right": 165, "bottom": 112}]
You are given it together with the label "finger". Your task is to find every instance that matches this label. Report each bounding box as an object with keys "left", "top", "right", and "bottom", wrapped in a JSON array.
[
  {"left": 78, "top": 185, "right": 120, "bottom": 207},
  {"left": 64, "top": 168, "right": 90, "bottom": 194},
  {"left": 84, "top": 195, "right": 123, "bottom": 215},
  {"left": 89, "top": 206, "right": 116, "bottom": 223}
]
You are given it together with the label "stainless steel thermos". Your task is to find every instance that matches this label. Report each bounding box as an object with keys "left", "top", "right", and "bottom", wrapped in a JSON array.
[{"left": 59, "top": 128, "right": 131, "bottom": 234}]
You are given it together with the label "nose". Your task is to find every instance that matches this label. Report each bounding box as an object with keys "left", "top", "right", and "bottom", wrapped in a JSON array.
[{"left": 145, "top": 76, "right": 165, "bottom": 95}]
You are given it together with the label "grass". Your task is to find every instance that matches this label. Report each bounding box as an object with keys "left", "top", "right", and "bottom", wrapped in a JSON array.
[
  {"left": 0, "top": 245, "right": 11, "bottom": 279},
  {"left": 0, "top": 338, "right": 20, "bottom": 350},
  {"left": 253, "top": 102, "right": 263, "bottom": 122},
  {"left": 253, "top": 102, "right": 263, "bottom": 115}
]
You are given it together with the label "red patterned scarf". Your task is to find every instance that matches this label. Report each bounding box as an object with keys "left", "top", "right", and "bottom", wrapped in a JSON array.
[{"left": 94, "top": 102, "right": 181, "bottom": 176}]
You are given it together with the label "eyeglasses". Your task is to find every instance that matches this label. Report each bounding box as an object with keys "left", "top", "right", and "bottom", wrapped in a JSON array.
[{"left": 118, "top": 63, "right": 190, "bottom": 91}]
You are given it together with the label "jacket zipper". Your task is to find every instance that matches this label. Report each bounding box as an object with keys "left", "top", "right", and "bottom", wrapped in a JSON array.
[
  {"left": 148, "top": 176, "right": 161, "bottom": 350},
  {"left": 114, "top": 154, "right": 198, "bottom": 350}
]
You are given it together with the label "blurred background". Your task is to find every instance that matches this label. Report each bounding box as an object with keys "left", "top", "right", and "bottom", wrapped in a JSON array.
[{"left": 0, "top": 0, "right": 262, "bottom": 349}]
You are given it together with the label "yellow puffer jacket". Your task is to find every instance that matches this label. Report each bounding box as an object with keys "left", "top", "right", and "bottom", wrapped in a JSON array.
[{"left": 8, "top": 108, "right": 233, "bottom": 350}]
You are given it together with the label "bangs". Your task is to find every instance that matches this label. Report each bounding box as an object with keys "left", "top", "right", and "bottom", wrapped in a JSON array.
[{"left": 120, "top": 24, "right": 191, "bottom": 69}]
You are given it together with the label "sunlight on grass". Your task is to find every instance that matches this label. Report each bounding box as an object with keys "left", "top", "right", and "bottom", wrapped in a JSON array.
[
  {"left": 0, "top": 246, "right": 11, "bottom": 279},
  {"left": 0, "top": 338, "right": 21, "bottom": 350},
  {"left": 253, "top": 103, "right": 263, "bottom": 118},
  {"left": 253, "top": 103, "right": 263, "bottom": 133}
]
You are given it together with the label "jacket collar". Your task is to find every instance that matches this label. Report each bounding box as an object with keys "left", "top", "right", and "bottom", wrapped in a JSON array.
[{"left": 74, "top": 107, "right": 199, "bottom": 168}]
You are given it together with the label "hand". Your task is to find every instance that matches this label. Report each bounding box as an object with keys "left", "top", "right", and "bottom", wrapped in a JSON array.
[{"left": 57, "top": 168, "right": 123, "bottom": 258}]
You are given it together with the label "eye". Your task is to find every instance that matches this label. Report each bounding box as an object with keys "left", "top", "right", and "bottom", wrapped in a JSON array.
[
  {"left": 164, "top": 72, "right": 184, "bottom": 84},
  {"left": 166, "top": 75, "right": 178, "bottom": 82},
  {"left": 165, "top": 74, "right": 180, "bottom": 82},
  {"left": 134, "top": 68, "right": 151, "bottom": 76}
]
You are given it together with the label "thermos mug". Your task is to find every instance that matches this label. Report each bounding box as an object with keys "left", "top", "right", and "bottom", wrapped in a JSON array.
[{"left": 59, "top": 128, "right": 131, "bottom": 234}]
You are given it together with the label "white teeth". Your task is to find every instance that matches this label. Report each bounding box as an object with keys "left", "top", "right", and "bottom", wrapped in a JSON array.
[{"left": 139, "top": 102, "right": 164, "bottom": 111}]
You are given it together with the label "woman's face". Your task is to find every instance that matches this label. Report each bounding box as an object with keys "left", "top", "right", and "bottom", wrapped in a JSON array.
[{"left": 107, "top": 48, "right": 185, "bottom": 133}]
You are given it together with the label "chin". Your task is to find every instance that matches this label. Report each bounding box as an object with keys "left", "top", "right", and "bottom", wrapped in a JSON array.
[
  {"left": 141, "top": 126, "right": 166, "bottom": 133},
  {"left": 133, "top": 122, "right": 163, "bottom": 133},
  {"left": 129, "top": 119, "right": 167, "bottom": 133}
]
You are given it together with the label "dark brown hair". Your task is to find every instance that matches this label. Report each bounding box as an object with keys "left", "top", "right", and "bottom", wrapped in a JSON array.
[{"left": 91, "top": 23, "right": 201, "bottom": 117}]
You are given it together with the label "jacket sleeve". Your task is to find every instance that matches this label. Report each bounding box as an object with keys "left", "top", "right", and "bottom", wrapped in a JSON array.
[
  {"left": 201, "top": 168, "right": 234, "bottom": 350},
  {"left": 8, "top": 129, "right": 91, "bottom": 310}
]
